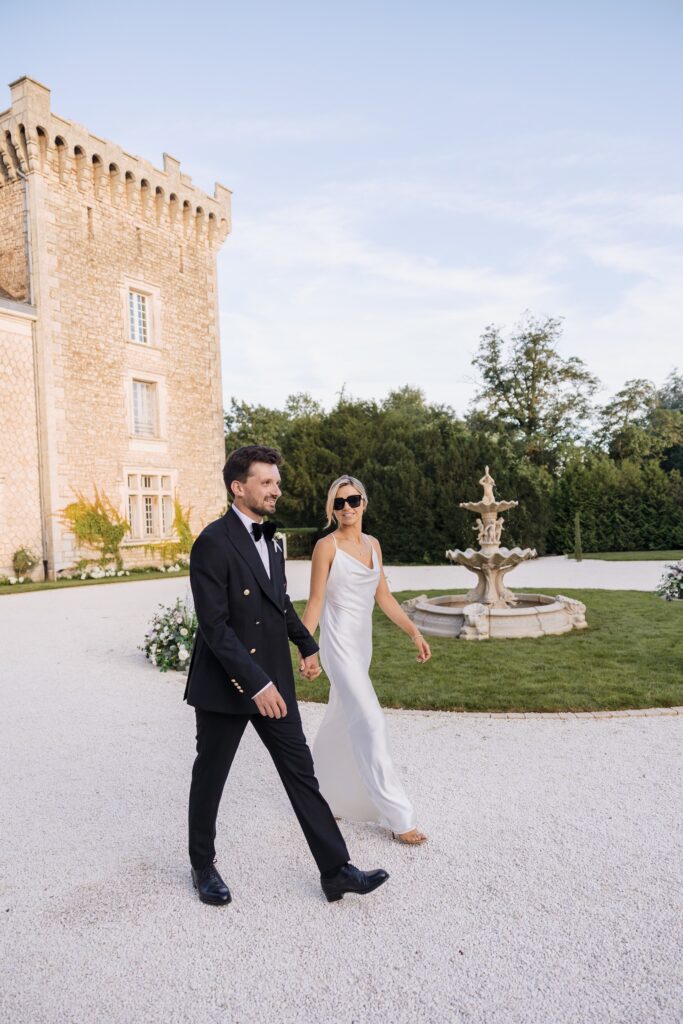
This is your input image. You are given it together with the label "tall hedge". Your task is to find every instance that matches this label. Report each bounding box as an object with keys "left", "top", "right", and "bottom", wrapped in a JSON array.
[{"left": 226, "top": 396, "right": 683, "bottom": 563}]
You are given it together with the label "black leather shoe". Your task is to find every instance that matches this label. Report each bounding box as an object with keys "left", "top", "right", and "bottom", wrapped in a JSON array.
[
  {"left": 191, "top": 862, "right": 232, "bottom": 905},
  {"left": 320, "top": 863, "right": 389, "bottom": 903}
]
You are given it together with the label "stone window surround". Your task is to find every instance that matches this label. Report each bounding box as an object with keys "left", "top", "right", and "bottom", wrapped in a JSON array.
[
  {"left": 122, "top": 467, "right": 177, "bottom": 544},
  {"left": 124, "top": 368, "right": 168, "bottom": 452},
  {"left": 120, "top": 276, "right": 162, "bottom": 350}
]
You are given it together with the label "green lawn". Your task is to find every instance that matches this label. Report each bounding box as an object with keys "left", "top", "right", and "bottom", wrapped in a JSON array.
[
  {"left": 292, "top": 589, "right": 683, "bottom": 713},
  {"left": 0, "top": 569, "right": 189, "bottom": 596},
  {"left": 567, "top": 550, "right": 682, "bottom": 561}
]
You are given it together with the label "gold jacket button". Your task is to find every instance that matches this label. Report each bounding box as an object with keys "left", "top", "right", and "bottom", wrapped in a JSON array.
[
  {"left": 250, "top": 648, "right": 256, "bottom": 654},
  {"left": 230, "top": 678, "right": 236, "bottom": 683},
  {"left": 243, "top": 588, "right": 250, "bottom": 596}
]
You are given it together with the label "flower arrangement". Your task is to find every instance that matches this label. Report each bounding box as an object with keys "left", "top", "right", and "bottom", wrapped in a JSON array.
[
  {"left": 59, "top": 566, "right": 132, "bottom": 581},
  {"left": 140, "top": 597, "right": 197, "bottom": 672},
  {"left": 0, "top": 575, "right": 28, "bottom": 586},
  {"left": 655, "top": 560, "right": 683, "bottom": 601},
  {"left": 58, "top": 556, "right": 188, "bottom": 581}
]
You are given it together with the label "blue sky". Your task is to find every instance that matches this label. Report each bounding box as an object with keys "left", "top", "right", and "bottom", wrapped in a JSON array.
[{"left": 5, "top": 0, "right": 682, "bottom": 413}]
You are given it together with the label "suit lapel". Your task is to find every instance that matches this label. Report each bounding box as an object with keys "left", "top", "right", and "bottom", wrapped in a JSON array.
[{"left": 224, "top": 510, "right": 281, "bottom": 610}]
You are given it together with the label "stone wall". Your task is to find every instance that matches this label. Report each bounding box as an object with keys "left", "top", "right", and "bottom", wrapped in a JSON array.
[
  {"left": 0, "top": 178, "right": 28, "bottom": 301},
  {"left": 0, "top": 307, "right": 43, "bottom": 577}
]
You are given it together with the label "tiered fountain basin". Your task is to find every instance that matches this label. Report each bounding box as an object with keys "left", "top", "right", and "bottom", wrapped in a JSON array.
[
  {"left": 403, "top": 589, "right": 588, "bottom": 641},
  {"left": 403, "top": 466, "right": 588, "bottom": 640}
]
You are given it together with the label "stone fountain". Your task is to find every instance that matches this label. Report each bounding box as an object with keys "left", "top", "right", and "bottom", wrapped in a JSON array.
[{"left": 404, "top": 467, "right": 587, "bottom": 640}]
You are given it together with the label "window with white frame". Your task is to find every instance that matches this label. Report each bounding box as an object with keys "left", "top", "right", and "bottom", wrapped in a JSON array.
[
  {"left": 128, "top": 290, "right": 150, "bottom": 344},
  {"left": 131, "top": 379, "right": 158, "bottom": 437},
  {"left": 126, "top": 472, "right": 174, "bottom": 540}
]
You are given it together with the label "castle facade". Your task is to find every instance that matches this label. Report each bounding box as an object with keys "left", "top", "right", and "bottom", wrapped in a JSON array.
[{"left": 0, "top": 77, "right": 231, "bottom": 578}]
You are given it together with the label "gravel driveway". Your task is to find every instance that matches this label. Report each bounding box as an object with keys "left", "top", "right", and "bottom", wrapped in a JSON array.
[{"left": 1, "top": 573, "right": 681, "bottom": 1024}]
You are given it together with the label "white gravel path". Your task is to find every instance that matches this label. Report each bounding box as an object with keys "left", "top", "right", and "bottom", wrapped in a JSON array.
[{"left": 1, "top": 567, "right": 681, "bottom": 1024}]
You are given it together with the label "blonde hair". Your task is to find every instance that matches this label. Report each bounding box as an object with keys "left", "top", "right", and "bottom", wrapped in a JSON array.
[{"left": 324, "top": 475, "right": 368, "bottom": 529}]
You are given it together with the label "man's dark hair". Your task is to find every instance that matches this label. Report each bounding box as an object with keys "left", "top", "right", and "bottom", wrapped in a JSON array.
[{"left": 223, "top": 445, "right": 282, "bottom": 498}]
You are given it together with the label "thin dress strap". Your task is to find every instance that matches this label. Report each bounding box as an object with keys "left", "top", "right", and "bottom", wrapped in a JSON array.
[{"left": 331, "top": 533, "right": 337, "bottom": 548}]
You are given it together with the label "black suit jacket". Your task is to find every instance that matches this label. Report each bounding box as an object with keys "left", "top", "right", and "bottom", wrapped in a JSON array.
[{"left": 183, "top": 508, "right": 319, "bottom": 715}]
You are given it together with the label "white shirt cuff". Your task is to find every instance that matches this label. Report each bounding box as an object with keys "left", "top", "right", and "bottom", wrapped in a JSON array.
[{"left": 252, "top": 681, "right": 274, "bottom": 700}]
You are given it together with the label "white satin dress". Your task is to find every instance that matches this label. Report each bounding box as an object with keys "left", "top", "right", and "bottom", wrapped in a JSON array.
[{"left": 312, "top": 535, "right": 417, "bottom": 834}]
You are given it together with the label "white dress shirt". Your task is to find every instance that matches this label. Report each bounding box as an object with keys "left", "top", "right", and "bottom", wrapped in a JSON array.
[{"left": 230, "top": 504, "right": 273, "bottom": 700}]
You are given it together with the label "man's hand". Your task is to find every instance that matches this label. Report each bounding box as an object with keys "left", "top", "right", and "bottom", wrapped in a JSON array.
[
  {"left": 299, "top": 653, "right": 322, "bottom": 680},
  {"left": 253, "top": 683, "right": 288, "bottom": 718}
]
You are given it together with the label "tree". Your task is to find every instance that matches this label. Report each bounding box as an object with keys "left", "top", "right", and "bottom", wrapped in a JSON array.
[
  {"left": 224, "top": 398, "right": 289, "bottom": 452},
  {"left": 658, "top": 370, "right": 683, "bottom": 474},
  {"left": 595, "top": 377, "right": 683, "bottom": 466},
  {"left": 471, "top": 313, "right": 599, "bottom": 469},
  {"left": 658, "top": 369, "right": 683, "bottom": 411}
]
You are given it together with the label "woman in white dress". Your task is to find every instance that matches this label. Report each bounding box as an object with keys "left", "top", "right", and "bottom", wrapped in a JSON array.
[{"left": 300, "top": 475, "right": 431, "bottom": 845}]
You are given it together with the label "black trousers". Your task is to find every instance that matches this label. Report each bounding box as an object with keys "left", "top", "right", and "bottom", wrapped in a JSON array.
[{"left": 188, "top": 707, "right": 350, "bottom": 874}]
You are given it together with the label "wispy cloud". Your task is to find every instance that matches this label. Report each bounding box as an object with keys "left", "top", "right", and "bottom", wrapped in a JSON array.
[{"left": 217, "top": 155, "right": 683, "bottom": 411}]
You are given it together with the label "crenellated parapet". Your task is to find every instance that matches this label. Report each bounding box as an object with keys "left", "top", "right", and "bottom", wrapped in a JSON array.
[{"left": 0, "top": 76, "right": 232, "bottom": 249}]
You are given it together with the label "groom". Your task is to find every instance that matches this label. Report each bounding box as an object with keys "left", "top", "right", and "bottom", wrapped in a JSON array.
[{"left": 184, "top": 445, "right": 389, "bottom": 905}]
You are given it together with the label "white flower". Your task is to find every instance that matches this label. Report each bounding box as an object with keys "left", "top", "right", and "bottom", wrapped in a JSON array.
[
  {"left": 80, "top": 574, "right": 87, "bottom": 580},
  {"left": 9, "top": 577, "right": 17, "bottom": 584},
  {"left": 179, "top": 627, "right": 188, "bottom": 636},
  {"left": 178, "top": 647, "right": 189, "bottom": 661}
]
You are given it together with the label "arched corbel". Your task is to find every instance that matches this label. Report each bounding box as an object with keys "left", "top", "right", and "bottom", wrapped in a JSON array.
[
  {"left": 125, "top": 170, "right": 136, "bottom": 208},
  {"left": 207, "top": 211, "right": 217, "bottom": 245},
  {"left": 74, "top": 145, "right": 86, "bottom": 189},
  {"left": 155, "top": 185, "right": 165, "bottom": 225},
  {"left": 0, "top": 136, "right": 14, "bottom": 182},
  {"left": 17, "top": 124, "right": 31, "bottom": 173},
  {"left": 4, "top": 130, "right": 23, "bottom": 178},
  {"left": 54, "top": 136, "right": 67, "bottom": 182},
  {"left": 194, "top": 206, "right": 205, "bottom": 243},
  {"left": 35, "top": 126, "right": 48, "bottom": 172},
  {"left": 109, "top": 163, "right": 121, "bottom": 203},
  {"left": 140, "top": 178, "right": 151, "bottom": 215},
  {"left": 182, "top": 199, "right": 192, "bottom": 237},
  {"left": 91, "top": 154, "right": 103, "bottom": 194}
]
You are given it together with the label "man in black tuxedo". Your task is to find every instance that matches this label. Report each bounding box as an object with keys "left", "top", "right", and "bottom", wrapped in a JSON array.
[{"left": 184, "top": 445, "right": 389, "bottom": 905}]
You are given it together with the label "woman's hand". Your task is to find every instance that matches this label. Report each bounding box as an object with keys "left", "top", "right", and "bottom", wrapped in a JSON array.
[
  {"left": 411, "top": 632, "right": 431, "bottom": 663},
  {"left": 299, "top": 654, "right": 322, "bottom": 679}
]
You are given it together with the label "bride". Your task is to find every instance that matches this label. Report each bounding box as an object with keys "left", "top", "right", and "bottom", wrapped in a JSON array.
[{"left": 300, "top": 475, "right": 431, "bottom": 845}]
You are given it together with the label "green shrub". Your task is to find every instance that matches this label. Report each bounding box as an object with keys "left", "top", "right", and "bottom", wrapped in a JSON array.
[{"left": 13, "top": 547, "right": 40, "bottom": 576}]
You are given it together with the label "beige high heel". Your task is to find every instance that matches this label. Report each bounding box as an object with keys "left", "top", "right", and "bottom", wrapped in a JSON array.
[{"left": 392, "top": 828, "right": 428, "bottom": 845}]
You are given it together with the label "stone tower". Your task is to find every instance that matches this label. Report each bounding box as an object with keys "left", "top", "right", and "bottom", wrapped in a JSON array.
[{"left": 0, "top": 77, "right": 232, "bottom": 578}]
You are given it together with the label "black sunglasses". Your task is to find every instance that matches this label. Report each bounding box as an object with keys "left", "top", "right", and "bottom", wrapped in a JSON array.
[{"left": 333, "top": 494, "right": 363, "bottom": 510}]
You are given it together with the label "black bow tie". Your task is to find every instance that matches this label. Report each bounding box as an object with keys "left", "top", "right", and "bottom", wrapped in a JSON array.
[{"left": 252, "top": 521, "right": 277, "bottom": 542}]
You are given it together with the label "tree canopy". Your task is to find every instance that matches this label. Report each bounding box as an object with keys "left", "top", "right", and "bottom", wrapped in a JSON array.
[{"left": 222, "top": 317, "right": 683, "bottom": 560}]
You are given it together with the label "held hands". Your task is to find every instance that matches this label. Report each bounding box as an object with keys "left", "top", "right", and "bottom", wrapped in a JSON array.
[
  {"left": 254, "top": 682, "right": 288, "bottom": 719},
  {"left": 298, "top": 653, "right": 322, "bottom": 680},
  {"left": 411, "top": 632, "right": 432, "bottom": 663}
]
